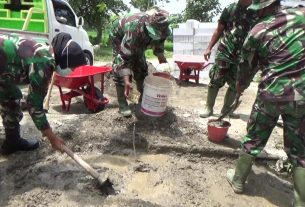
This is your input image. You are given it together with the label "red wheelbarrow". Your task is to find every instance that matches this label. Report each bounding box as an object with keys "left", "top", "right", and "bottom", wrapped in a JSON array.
[
  {"left": 54, "top": 65, "right": 112, "bottom": 112},
  {"left": 174, "top": 54, "right": 212, "bottom": 84}
]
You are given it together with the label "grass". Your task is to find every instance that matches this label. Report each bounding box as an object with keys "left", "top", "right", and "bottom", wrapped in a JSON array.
[
  {"left": 94, "top": 40, "right": 173, "bottom": 62},
  {"left": 94, "top": 46, "right": 113, "bottom": 62},
  {"left": 89, "top": 29, "right": 173, "bottom": 62}
]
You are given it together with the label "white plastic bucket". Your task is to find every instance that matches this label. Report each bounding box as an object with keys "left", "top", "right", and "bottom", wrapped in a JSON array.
[{"left": 141, "top": 75, "right": 172, "bottom": 117}]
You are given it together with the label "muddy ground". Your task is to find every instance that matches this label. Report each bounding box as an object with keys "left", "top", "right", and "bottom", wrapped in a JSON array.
[{"left": 0, "top": 60, "right": 293, "bottom": 207}]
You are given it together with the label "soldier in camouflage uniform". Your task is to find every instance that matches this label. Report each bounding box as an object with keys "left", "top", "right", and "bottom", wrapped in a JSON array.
[
  {"left": 0, "top": 32, "right": 86, "bottom": 155},
  {"left": 109, "top": 7, "right": 171, "bottom": 117},
  {"left": 226, "top": 1, "right": 305, "bottom": 206},
  {"left": 200, "top": 0, "right": 256, "bottom": 118}
]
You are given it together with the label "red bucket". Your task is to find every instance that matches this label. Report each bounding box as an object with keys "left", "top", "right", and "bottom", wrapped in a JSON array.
[{"left": 207, "top": 119, "right": 231, "bottom": 142}]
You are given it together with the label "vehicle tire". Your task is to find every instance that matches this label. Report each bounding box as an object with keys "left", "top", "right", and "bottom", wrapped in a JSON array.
[{"left": 84, "top": 52, "right": 93, "bottom": 65}]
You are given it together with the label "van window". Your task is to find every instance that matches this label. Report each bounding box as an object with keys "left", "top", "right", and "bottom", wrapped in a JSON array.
[{"left": 52, "top": 0, "right": 76, "bottom": 27}]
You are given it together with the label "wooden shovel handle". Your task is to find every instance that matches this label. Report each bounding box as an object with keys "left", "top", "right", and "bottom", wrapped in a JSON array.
[
  {"left": 62, "top": 144, "right": 100, "bottom": 179},
  {"left": 43, "top": 72, "right": 56, "bottom": 111},
  {"left": 217, "top": 95, "right": 241, "bottom": 121}
]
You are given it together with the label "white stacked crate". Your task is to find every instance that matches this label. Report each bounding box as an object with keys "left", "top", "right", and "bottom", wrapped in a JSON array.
[
  {"left": 173, "top": 20, "right": 197, "bottom": 55},
  {"left": 173, "top": 20, "right": 218, "bottom": 81},
  {"left": 173, "top": 28, "right": 194, "bottom": 55},
  {"left": 194, "top": 22, "right": 218, "bottom": 62},
  {"left": 173, "top": 20, "right": 218, "bottom": 62}
]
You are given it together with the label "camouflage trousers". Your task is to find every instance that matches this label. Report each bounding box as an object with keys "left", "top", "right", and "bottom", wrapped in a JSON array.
[
  {"left": 112, "top": 55, "right": 148, "bottom": 88},
  {"left": 111, "top": 39, "right": 148, "bottom": 92},
  {"left": 112, "top": 56, "right": 148, "bottom": 95},
  {"left": 0, "top": 83, "right": 23, "bottom": 130},
  {"left": 208, "top": 59, "right": 238, "bottom": 92},
  {"left": 241, "top": 98, "right": 305, "bottom": 168}
]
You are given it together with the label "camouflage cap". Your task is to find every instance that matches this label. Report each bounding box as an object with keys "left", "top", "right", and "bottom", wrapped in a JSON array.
[
  {"left": 248, "top": 0, "right": 280, "bottom": 11},
  {"left": 145, "top": 8, "right": 171, "bottom": 40}
]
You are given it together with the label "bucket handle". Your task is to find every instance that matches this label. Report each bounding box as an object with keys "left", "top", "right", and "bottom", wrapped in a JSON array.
[
  {"left": 155, "top": 62, "right": 172, "bottom": 73},
  {"left": 154, "top": 62, "right": 176, "bottom": 86}
]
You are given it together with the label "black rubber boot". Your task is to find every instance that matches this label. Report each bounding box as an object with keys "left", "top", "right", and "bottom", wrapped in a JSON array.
[{"left": 1, "top": 127, "right": 39, "bottom": 155}]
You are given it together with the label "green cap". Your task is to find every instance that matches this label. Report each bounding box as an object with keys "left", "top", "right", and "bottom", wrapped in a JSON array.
[{"left": 248, "top": 0, "right": 280, "bottom": 11}]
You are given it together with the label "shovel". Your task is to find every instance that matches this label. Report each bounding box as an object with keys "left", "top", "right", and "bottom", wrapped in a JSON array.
[
  {"left": 217, "top": 95, "right": 242, "bottom": 121},
  {"left": 62, "top": 144, "right": 109, "bottom": 186},
  {"left": 43, "top": 72, "right": 56, "bottom": 112}
]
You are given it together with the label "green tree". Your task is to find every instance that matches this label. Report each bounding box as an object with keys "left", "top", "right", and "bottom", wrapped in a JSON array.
[
  {"left": 130, "top": 0, "right": 169, "bottom": 11},
  {"left": 170, "top": 14, "right": 184, "bottom": 28},
  {"left": 68, "top": 0, "right": 128, "bottom": 45},
  {"left": 184, "top": 0, "right": 221, "bottom": 22}
]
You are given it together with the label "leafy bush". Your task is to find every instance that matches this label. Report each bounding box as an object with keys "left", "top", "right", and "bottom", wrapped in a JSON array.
[
  {"left": 94, "top": 46, "right": 112, "bottom": 62},
  {"left": 88, "top": 30, "right": 110, "bottom": 46},
  {"left": 164, "top": 40, "right": 173, "bottom": 51},
  {"left": 92, "top": 33, "right": 173, "bottom": 62}
]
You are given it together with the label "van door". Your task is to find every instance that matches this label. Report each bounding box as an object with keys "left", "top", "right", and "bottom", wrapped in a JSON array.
[
  {"left": 49, "top": 0, "right": 83, "bottom": 45},
  {"left": 48, "top": 0, "right": 94, "bottom": 64}
]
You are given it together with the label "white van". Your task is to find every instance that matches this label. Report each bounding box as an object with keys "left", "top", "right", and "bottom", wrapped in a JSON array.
[{"left": 0, "top": 0, "right": 94, "bottom": 64}]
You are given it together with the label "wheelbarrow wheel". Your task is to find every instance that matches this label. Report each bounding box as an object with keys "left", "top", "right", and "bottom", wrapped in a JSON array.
[{"left": 83, "top": 86, "right": 106, "bottom": 113}]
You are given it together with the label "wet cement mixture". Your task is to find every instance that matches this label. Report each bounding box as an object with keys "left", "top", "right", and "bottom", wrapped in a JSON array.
[{"left": 0, "top": 61, "right": 293, "bottom": 207}]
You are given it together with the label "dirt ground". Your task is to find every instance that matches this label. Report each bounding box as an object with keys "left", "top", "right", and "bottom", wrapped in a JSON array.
[{"left": 0, "top": 60, "right": 293, "bottom": 207}]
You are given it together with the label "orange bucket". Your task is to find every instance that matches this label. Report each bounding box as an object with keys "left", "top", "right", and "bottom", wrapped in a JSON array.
[{"left": 207, "top": 119, "right": 231, "bottom": 142}]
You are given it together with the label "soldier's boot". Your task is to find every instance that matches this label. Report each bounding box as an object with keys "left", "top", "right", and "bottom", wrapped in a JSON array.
[
  {"left": 1, "top": 126, "right": 39, "bottom": 155},
  {"left": 226, "top": 152, "right": 255, "bottom": 194},
  {"left": 200, "top": 86, "right": 219, "bottom": 118},
  {"left": 116, "top": 85, "right": 132, "bottom": 117},
  {"left": 221, "top": 89, "right": 240, "bottom": 119},
  {"left": 293, "top": 167, "right": 305, "bottom": 207}
]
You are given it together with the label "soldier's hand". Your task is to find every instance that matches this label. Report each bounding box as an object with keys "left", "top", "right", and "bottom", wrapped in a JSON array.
[
  {"left": 204, "top": 49, "right": 211, "bottom": 61},
  {"left": 49, "top": 136, "right": 65, "bottom": 152},
  {"left": 42, "top": 128, "right": 65, "bottom": 153},
  {"left": 123, "top": 75, "right": 132, "bottom": 98},
  {"left": 124, "top": 81, "right": 133, "bottom": 98}
]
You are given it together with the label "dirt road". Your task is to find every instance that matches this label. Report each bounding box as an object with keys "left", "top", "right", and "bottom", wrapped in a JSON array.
[{"left": 0, "top": 60, "right": 291, "bottom": 207}]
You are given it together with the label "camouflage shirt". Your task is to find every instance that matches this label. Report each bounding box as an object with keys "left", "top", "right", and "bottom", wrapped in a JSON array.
[
  {"left": 216, "top": 2, "right": 256, "bottom": 63},
  {"left": 0, "top": 34, "right": 55, "bottom": 130},
  {"left": 238, "top": 7, "right": 305, "bottom": 102},
  {"left": 110, "top": 12, "right": 166, "bottom": 76}
]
